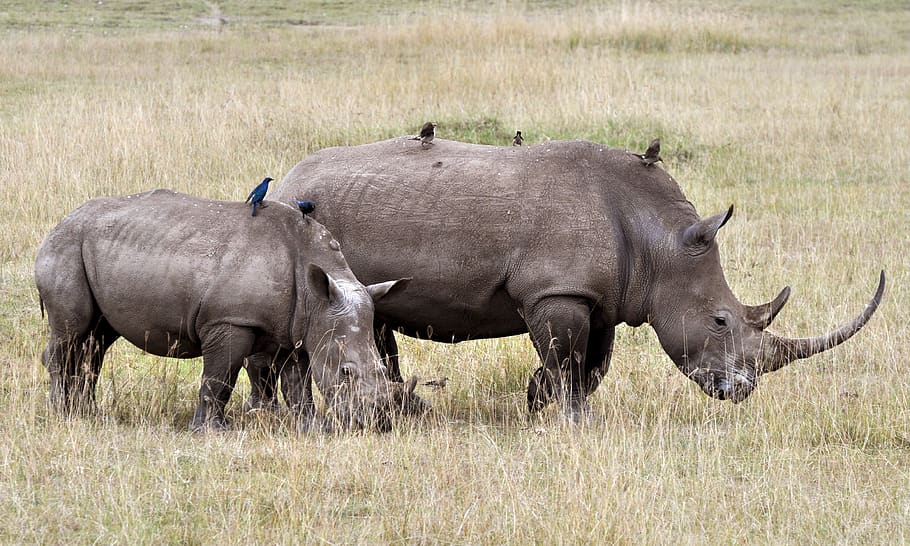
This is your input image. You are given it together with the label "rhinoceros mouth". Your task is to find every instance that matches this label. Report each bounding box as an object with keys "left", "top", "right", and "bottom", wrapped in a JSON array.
[
  {"left": 689, "top": 367, "right": 755, "bottom": 403},
  {"left": 327, "top": 403, "right": 391, "bottom": 432},
  {"left": 326, "top": 375, "right": 429, "bottom": 432},
  {"left": 326, "top": 394, "right": 392, "bottom": 432}
]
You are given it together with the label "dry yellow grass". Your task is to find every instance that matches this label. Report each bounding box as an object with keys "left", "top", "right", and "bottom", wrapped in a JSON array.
[{"left": 1, "top": 1, "right": 909, "bottom": 543}]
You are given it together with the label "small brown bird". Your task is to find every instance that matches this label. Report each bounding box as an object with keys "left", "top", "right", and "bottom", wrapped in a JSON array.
[
  {"left": 512, "top": 130, "right": 523, "bottom": 146},
  {"left": 639, "top": 138, "right": 662, "bottom": 166},
  {"left": 411, "top": 122, "right": 436, "bottom": 147},
  {"left": 422, "top": 377, "right": 448, "bottom": 389}
]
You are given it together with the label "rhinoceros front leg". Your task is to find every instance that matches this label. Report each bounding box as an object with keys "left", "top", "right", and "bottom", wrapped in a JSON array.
[
  {"left": 190, "top": 325, "right": 255, "bottom": 432},
  {"left": 584, "top": 326, "right": 615, "bottom": 395},
  {"left": 523, "top": 296, "right": 592, "bottom": 422},
  {"left": 243, "top": 352, "right": 280, "bottom": 412},
  {"left": 280, "top": 353, "right": 331, "bottom": 433}
]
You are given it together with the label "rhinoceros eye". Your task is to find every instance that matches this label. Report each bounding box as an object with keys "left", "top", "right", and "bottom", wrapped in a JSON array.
[{"left": 713, "top": 316, "right": 728, "bottom": 328}]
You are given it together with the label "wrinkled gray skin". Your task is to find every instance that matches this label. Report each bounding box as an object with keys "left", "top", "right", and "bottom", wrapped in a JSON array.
[
  {"left": 270, "top": 138, "right": 885, "bottom": 421},
  {"left": 35, "top": 189, "right": 419, "bottom": 432}
]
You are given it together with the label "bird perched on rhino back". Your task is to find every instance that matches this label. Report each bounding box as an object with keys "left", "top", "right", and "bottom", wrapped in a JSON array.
[
  {"left": 411, "top": 122, "right": 436, "bottom": 147},
  {"left": 294, "top": 199, "right": 316, "bottom": 216},
  {"left": 512, "top": 130, "right": 523, "bottom": 146},
  {"left": 245, "top": 177, "right": 272, "bottom": 216},
  {"left": 638, "top": 138, "right": 662, "bottom": 166}
]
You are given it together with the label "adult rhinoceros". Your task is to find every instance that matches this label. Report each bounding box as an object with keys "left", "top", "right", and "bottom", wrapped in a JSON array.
[
  {"left": 270, "top": 138, "right": 884, "bottom": 421},
  {"left": 35, "top": 189, "right": 417, "bottom": 432}
]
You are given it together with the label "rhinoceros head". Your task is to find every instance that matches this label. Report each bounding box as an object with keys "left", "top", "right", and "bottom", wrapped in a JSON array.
[
  {"left": 650, "top": 205, "right": 884, "bottom": 403},
  {"left": 299, "top": 262, "right": 423, "bottom": 431}
]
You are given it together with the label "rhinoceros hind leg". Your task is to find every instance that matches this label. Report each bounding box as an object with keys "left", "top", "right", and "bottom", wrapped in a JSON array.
[
  {"left": 43, "top": 317, "right": 118, "bottom": 416},
  {"left": 43, "top": 331, "right": 85, "bottom": 415},
  {"left": 72, "top": 317, "right": 119, "bottom": 415},
  {"left": 375, "top": 323, "right": 403, "bottom": 383},
  {"left": 523, "top": 296, "right": 592, "bottom": 421}
]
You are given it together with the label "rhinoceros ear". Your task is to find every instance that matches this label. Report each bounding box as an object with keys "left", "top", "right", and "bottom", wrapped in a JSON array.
[
  {"left": 366, "top": 278, "right": 411, "bottom": 302},
  {"left": 306, "top": 264, "right": 344, "bottom": 305},
  {"left": 682, "top": 204, "right": 734, "bottom": 253}
]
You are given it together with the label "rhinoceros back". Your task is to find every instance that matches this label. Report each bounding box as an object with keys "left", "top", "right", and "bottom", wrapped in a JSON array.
[
  {"left": 36, "top": 189, "right": 303, "bottom": 355},
  {"left": 271, "top": 138, "right": 696, "bottom": 340}
]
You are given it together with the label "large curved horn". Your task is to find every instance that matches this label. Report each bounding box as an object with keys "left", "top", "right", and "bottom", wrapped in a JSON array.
[
  {"left": 761, "top": 271, "right": 885, "bottom": 372},
  {"left": 745, "top": 286, "right": 791, "bottom": 329}
]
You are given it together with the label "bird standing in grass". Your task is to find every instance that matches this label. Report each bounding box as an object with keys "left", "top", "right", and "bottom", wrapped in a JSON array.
[
  {"left": 512, "top": 130, "right": 523, "bottom": 146},
  {"left": 245, "top": 177, "right": 272, "bottom": 216},
  {"left": 422, "top": 377, "right": 448, "bottom": 389},
  {"left": 638, "top": 138, "right": 662, "bottom": 166},
  {"left": 411, "top": 122, "right": 436, "bottom": 147}
]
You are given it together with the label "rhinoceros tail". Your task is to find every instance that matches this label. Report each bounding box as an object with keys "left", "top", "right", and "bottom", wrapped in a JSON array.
[{"left": 39, "top": 295, "right": 45, "bottom": 318}]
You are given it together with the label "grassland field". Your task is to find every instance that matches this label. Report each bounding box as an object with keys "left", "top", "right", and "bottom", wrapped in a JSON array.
[{"left": 1, "top": 0, "right": 909, "bottom": 543}]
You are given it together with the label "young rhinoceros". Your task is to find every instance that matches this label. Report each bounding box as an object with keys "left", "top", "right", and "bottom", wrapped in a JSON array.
[{"left": 35, "top": 189, "right": 419, "bottom": 432}]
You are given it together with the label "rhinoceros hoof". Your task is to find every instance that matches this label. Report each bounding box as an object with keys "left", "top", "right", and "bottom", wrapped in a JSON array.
[
  {"left": 188, "top": 416, "right": 230, "bottom": 433},
  {"left": 67, "top": 399, "right": 98, "bottom": 417},
  {"left": 527, "top": 366, "right": 557, "bottom": 413},
  {"left": 560, "top": 401, "right": 593, "bottom": 424},
  {"left": 242, "top": 395, "right": 282, "bottom": 414},
  {"left": 295, "top": 413, "right": 334, "bottom": 435}
]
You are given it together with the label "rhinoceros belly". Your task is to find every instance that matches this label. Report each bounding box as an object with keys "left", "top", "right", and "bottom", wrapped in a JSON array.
[
  {"left": 86, "top": 248, "right": 205, "bottom": 358},
  {"left": 372, "top": 280, "right": 528, "bottom": 342}
]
